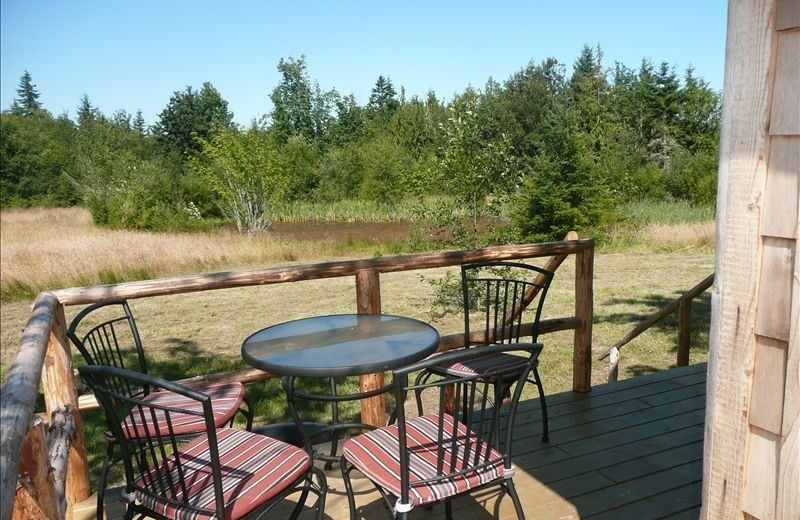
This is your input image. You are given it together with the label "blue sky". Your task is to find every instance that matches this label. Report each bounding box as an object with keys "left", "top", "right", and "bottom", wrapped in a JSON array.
[{"left": 1, "top": 1, "right": 728, "bottom": 126}]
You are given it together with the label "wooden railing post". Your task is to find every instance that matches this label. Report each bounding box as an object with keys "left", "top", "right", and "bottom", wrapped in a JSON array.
[
  {"left": 677, "top": 299, "right": 692, "bottom": 367},
  {"left": 41, "top": 302, "right": 90, "bottom": 518},
  {"left": 12, "top": 417, "right": 58, "bottom": 520},
  {"left": 355, "top": 270, "right": 385, "bottom": 427},
  {"left": 573, "top": 243, "right": 594, "bottom": 392}
]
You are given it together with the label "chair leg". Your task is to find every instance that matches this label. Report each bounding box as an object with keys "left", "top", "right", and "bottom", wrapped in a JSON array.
[
  {"left": 413, "top": 370, "right": 430, "bottom": 416},
  {"left": 288, "top": 477, "right": 310, "bottom": 520},
  {"left": 242, "top": 394, "right": 255, "bottom": 431},
  {"left": 311, "top": 466, "right": 328, "bottom": 520},
  {"left": 97, "top": 440, "right": 114, "bottom": 520},
  {"left": 532, "top": 366, "right": 549, "bottom": 442},
  {"left": 505, "top": 479, "right": 526, "bottom": 520},
  {"left": 340, "top": 457, "right": 358, "bottom": 520},
  {"left": 445, "top": 498, "right": 453, "bottom": 520}
]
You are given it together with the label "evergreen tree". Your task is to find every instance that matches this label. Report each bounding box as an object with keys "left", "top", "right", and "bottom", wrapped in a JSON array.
[
  {"left": 649, "top": 62, "right": 681, "bottom": 167},
  {"left": 153, "top": 82, "right": 233, "bottom": 156},
  {"left": 329, "top": 94, "right": 365, "bottom": 146},
  {"left": 112, "top": 109, "right": 132, "bottom": 130},
  {"left": 13, "top": 71, "right": 43, "bottom": 116},
  {"left": 367, "top": 76, "right": 399, "bottom": 128},
  {"left": 133, "top": 110, "right": 146, "bottom": 135},
  {"left": 677, "top": 66, "right": 720, "bottom": 153},
  {"left": 368, "top": 75, "right": 399, "bottom": 112},
  {"left": 568, "top": 44, "right": 613, "bottom": 162},
  {"left": 77, "top": 94, "right": 99, "bottom": 127}
]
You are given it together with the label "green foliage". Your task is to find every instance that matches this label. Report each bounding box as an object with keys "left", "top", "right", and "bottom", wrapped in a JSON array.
[
  {"left": 3, "top": 48, "right": 722, "bottom": 239},
  {"left": 270, "top": 56, "right": 314, "bottom": 143},
  {"left": 279, "top": 135, "right": 320, "bottom": 198},
  {"left": 72, "top": 119, "right": 204, "bottom": 231},
  {"left": 153, "top": 82, "right": 233, "bottom": 156},
  {"left": 511, "top": 99, "right": 624, "bottom": 241},
  {"left": 358, "top": 134, "right": 412, "bottom": 203},
  {"left": 313, "top": 145, "right": 363, "bottom": 201},
  {"left": 665, "top": 147, "right": 719, "bottom": 205},
  {"left": 0, "top": 112, "right": 77, "bottom": 207},
  {"left": 436, "top": 92, "right": 516, "bottom": 229},
  {"left": 13, "top": 71, "right": 42, "bottom": 116},
  {"left": 193, "top": 127, "right": 289, "bottom": 234}
]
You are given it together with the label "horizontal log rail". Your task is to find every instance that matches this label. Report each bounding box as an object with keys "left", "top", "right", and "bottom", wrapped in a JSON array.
[
  {"left": 599, "top": 273, "right": 714, "bottom": 382},
  {"left": 52, "top": 239, "right": 593, "bottom": 305},
  {"left": 0, "top": 237, "right": 594, "bottom": 520}
]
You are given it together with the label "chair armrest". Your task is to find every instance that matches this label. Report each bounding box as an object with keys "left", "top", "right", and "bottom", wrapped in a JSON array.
[{"left": 394, "top": 342, "right": 543, "bottom": 376}]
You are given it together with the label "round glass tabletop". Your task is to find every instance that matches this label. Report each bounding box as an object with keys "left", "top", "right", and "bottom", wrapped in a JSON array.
[{"left": 241, "top": 314, "right": 440, "bottom": 377}]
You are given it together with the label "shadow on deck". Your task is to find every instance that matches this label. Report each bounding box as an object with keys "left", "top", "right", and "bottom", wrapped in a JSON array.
[{"left": 79, "top": 363, "right": 706, "bottom": 520}]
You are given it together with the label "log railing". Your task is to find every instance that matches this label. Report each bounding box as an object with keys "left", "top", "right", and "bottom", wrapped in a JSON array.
[
  {"left": 598, "top": 273, "right": 714, "bottom": 382},
  {"left": 0, "top": 236, "right": 594, "bottom": 520}
]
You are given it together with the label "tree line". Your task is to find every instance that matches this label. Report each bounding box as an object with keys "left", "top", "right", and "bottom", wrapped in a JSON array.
[{"left": 0, "top": 45, "right": 720, "bottom": 240}]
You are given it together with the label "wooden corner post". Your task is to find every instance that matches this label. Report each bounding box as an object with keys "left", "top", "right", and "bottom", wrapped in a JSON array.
[
  {"left": 41, "top": 302, "right": 91, "bottom": 518},
  {"left": 355, "top": 269, "right": 386, "bottom": 427},
  {"left": 573, "top": 242, "right": 594, "bottom": 392}
]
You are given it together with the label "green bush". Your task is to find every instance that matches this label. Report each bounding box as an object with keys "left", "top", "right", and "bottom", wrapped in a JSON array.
[
  {"left": 665, "top": 148, "right": 718, "bottom": 205},
  {"left": 512, "top": 156, "right": 625, "bottom": 242}
]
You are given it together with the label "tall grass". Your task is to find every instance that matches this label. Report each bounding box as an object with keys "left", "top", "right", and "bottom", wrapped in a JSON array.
[
  {"left": 266, "top": 197, "right": 444, "bottom": 222},
  {"left": 0, "top": 208, "right": 385, "bottom": 299},
  {"left": 627, "top": 199, "right": 715, "bottom": 225}
]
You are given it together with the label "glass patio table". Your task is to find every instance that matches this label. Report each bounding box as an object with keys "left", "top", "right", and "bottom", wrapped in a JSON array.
[{"left": 241, "top": 313, "right": 439, "bottom": 463}]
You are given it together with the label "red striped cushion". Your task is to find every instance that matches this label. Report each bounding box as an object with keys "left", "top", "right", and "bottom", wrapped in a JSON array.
[
  {"left": 121, "top": 382, "right": 245, "bottom": 438},
  {"left": 134, "top": 428, "right": 311, "bottom": 520},
  {"left": 343, "top": 413, "right": 506, "bottom": 506},
  {"left": 431, "top": 351, "right": 530, "bottom": 377}
]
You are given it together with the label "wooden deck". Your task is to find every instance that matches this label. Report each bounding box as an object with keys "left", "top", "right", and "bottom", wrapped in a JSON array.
[{"left": 78, "top": 363, "right": 706, "bottom": 520}]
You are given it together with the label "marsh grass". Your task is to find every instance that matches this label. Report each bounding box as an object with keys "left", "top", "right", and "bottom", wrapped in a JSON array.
[
  {"left": 266, "top": 197, "right": 442, "bottom": 222},
  {"left": 0, "top": 207, "right": 404, "bottom": 300}
]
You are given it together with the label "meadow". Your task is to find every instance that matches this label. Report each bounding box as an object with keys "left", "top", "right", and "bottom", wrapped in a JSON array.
[{"left": 0, "top": 203, "right": 714, "bottom": 481}]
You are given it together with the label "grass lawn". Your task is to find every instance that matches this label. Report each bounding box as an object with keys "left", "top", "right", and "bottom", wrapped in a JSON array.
[{"left": 0, "top": 204, "right": 715, "bottom": 483}]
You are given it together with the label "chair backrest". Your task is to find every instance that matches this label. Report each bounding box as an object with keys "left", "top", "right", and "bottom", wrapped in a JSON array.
[
  {"left": 79, "top": 365, "right": 225, "bottom": 519},
  {"left": 67, "top": 298, "right": 148, "bottom": 374},
  {"left": 391, "top": 344, "right": 535, "bottom": 507},
  {"left": 461, "top": 261, "right": 554, "bottom": 346}
]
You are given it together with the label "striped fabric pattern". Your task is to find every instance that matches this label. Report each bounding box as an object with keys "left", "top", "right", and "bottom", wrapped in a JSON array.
[
  {"left": 121, "top": 382, "right": 245, "bottom": 439},
  {"left": 135, "top": 428, "right": 311, "bottom": 520},
  {"left": 430, "top": 351, "right": 531, "bottom": 378},
  {"left": 343, "top": 413, "right": 506, "bottom": 506}
]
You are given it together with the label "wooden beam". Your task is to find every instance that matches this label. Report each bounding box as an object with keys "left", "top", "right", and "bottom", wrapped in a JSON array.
[
  {"left": 598, "top": 274, "right": 714, "bottom": 360},
  {"left": 13, "top": 417, "right": 58, "bottom": 520},
  {"left": 573, "top": 245, "right": 594, "bottom": 392},
  {"left": 677, "top": 299, "right": 692, "bottom": 367},
  {"left": 46, "top": 406, "right": 75, "bottom": 520},
  {"left": 41, "top": 303, "right": 90, "bottom": 518},
  {"left": 0, "top": 293, "right": 58, "bottom": 520},
  {"left": 702, "top": 0, "right": 778, "bottom": 517},
  {"left": 51, "top": 240, "right": 594, "bottom": 306},
  {"left": 355, "top": 270, "right": 385, "bottom": 428}
]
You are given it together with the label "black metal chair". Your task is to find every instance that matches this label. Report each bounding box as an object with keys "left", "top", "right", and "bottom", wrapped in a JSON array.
[
  {"left": 79, "top": 365, "right": 327, "bottom": 520},
  {"left": 416, "top": 261, "right": 554, "bottom": 442},
  {"left": 67, "top": 298, "right": 253, "bottom": 518},
  {"left": 341, "top": 344, "right": 538, "bottom": 519}
]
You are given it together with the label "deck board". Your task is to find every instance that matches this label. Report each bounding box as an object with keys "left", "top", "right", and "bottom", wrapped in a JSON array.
[{"left": 76, "top": 363, "right": 706, "bottom": 519}]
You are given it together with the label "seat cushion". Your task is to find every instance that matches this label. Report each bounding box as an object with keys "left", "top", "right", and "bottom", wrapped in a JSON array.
[
  {"left": 343, "top": 413, "right": 507, "bottom": 506},
  {"left": 134, "top": 428, "right": 311, "bottom": 520},
  {"left": 121, "top": 381, "right": 245, "bottom": 438},
  {"left": 430, "top": 350, "right": 533, "bottom": 378}
]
